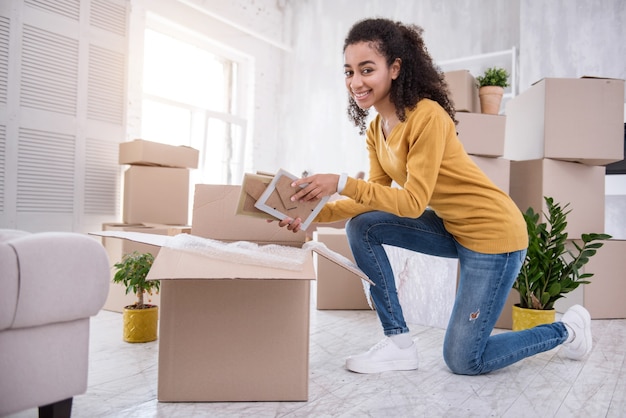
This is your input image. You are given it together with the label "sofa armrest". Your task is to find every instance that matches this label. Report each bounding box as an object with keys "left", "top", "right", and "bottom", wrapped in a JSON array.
[{"left": 7, "top": 232, "right": 110, "bottom": 329}]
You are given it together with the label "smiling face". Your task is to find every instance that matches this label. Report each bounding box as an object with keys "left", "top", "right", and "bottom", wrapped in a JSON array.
[{"left": 344, "top": 41, "right": 400, "bottom": 113}]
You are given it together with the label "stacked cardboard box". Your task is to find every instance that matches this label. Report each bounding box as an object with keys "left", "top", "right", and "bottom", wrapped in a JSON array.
[
  {"left": 447, "top": 74, "right": 626, "bottom": 325},
  {"left": 101, "top": 139, "right": 198, "bottom": 312},
  {"left": 505, "top": 78, "right": 624, "bottom": 237},
  {"left": 505, "top": 78, "right": 625, "bottom": 318},
  {"left": 503, "top": 77, "right": 625, "bottom": 321},
  {"left": 120, "top": 139, "right": 199, "bottom": 225},
  {"left": 444, "top": 70, "right": 481, "bottom": 113}
]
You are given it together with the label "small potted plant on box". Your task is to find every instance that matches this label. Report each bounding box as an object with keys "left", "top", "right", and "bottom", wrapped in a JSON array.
[
  {"left": 512, "top": 196, "right": 611, "bottom": 330},
  {"left": 476, "top": 66, "right": 510, "bottom": 115},
  {"left": 113, "top": 251, "right": 160, "bottom": 343}
]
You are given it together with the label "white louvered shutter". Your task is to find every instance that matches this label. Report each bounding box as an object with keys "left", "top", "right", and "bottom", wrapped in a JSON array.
[{"left": 0, "top": 0, "right": 128, "bottom": 232}]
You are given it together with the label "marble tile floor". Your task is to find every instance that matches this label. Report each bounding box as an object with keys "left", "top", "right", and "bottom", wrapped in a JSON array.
[{"left": 8, "top": 293, "right": 626, "bottom": 418}]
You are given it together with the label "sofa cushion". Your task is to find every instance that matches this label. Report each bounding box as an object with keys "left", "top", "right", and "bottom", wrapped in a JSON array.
[{"left": 9, "top": 232, "right": 110, "bottom": 329}]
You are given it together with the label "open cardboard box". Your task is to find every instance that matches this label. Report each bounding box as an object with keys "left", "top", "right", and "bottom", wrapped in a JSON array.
[{"left": 92, "top": 229, "right": 369, "bottom": 402}]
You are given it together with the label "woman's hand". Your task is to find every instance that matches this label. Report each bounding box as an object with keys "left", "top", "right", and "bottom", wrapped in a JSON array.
[
  {"left": 267, "top": 217, "right": 303, "bottom": 233},
  {"left": 290, "top": 173, "right": 340, "bottom": 203}
]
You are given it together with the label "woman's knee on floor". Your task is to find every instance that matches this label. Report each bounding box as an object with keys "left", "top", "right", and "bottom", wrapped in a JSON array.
[{"left": 443, "top": 342, "right": 483, "bottom": 376}]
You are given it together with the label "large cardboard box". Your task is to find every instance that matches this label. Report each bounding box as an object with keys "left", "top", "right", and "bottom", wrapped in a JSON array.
[
  {"left": 469, "top": 155, "right": 511, "bottom": 194},
  {"left": 100, "top": 223, "right": 190, "bottom": 312},
  {"left": 154, "top": 247, "right": 314, "bottom": 402},
  {"left": 119, "top": 139, "right": 199, "bottom": 168},
  {"left": 456, "top": 112, "right": 506, "bottom": 157},
  {"left": 510, "top": 159, "right": 605, "bottom": 237},
  {"left": 444, "top": 70, "right": 480, "bottom": 113},
  {"left": 582, "top": 239, "right": 626, "bottom": 319},
  {"left": 504, "top": 77, "right": 625, "bottom": 165},
  {"left": 123, "top": 166, "right": 190, "bottom": 225},
  {"left": 313, "top": 228, "right": 370, "bottom": 310}
]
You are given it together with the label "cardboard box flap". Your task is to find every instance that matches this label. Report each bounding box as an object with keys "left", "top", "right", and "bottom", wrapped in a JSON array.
[
  {"left": 149, "top": 246, "right": 316, "bottom": 280},
  {"left": 95, "top": 230, "right": 170, "bottom": 246},
  {"left": 304, "top": 241, "right": 372, "bottom": 284},
  {"left": 90, "top": 231, "right": 372, "bottom": 284},
  {"left": 531, "top": 76, "right": 625, "bottom": 86}
]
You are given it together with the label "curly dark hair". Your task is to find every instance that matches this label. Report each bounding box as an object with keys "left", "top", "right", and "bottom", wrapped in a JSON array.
[{"left": 344, "top": 18, "right": 456, "bottom": 134}]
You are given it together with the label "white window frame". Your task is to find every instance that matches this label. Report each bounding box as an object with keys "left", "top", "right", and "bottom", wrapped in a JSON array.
[{"left": 141, "top": 12, "right": 252, "bottom": 186}]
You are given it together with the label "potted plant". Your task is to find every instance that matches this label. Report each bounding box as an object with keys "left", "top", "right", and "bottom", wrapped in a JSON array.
[
  {"left": 476, "top": 66, "right": 510, "bottom": 115},
  {"left": 112, "top": 251, "right": 160, "bottom": 343},
  {"left": 511, "top": 196, "right": 611, "bottom": 330}
]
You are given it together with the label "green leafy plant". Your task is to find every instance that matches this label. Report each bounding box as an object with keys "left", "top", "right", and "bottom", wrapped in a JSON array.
[
  {"left": 113, "top": 251, "right": 159, "bottom": 309},
  {"left": 513, "top": 197, "right": 611, "bottom": 310},
  {"left": 476, "top": 67, "right": 510, "bottom": 88}
]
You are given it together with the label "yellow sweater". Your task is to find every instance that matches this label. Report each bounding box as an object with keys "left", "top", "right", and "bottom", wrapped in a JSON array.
[{"left": 315, "top": 99, "right": 528, "bottom": 254}]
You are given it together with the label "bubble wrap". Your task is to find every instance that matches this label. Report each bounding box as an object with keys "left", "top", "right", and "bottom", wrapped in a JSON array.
[{"left": 384, "top": 245, "right": 458, "bottom": 329}]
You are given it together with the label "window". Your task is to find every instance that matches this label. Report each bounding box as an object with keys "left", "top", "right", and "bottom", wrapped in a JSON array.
[{"left": 141, "top": 27, "right": 248, "bottom": 185}]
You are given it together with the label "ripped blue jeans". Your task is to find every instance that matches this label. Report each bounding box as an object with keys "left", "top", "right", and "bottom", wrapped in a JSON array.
[{"left": 345, "top": 210, "right": 568, "bottom": 375}]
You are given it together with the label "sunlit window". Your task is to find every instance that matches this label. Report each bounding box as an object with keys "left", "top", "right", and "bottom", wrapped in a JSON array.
[{"left": 141, "top": 28, "right": 247, "bottom": 185}]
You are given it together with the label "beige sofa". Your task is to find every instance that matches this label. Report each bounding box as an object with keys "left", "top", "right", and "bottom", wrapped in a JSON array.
[{"left": 0, "top": 230, "right": 109, "bottom": 417}]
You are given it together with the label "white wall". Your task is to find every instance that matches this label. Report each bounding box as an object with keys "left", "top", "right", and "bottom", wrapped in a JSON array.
[
  {"left": 519, "top": 0, "right": 626, "bottom": 90},
  {"left": 272, "top": 0, "right": 625, "bottom": 179},
  {"left": 274, "top": 0, "right": 521, "bottom": 177}
]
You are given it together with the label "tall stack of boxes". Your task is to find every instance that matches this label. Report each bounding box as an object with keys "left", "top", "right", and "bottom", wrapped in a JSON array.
[
  {"left": 446, "top": 73, "right": 626, "bottom": 325},
  {"left": 101, "top": 139, "right": 198, "bottom": 312},
  {"left": 504, "top": 77, "right": 625, "bottom": 320}
]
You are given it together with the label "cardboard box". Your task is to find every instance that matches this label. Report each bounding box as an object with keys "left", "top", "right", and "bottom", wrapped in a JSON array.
[
  {"left": 456, "top": 112, "right": 506, "bottom": 157},
  {"left": 444, "top": 70, "right": 480, "bottom": 113},
  {"left": 582, "top": 239, "right": 626, "bottom": 319},
  {"left": 123, "top": 166, "right": 190, "bottom": 225},
  {"left": 192, "top": 183, "right": 307, "bottom": 246},
  {"left": 313, "top": 228, "right": 371, "bottom": 310},
  {"left": 504, "top": 77, "right": 625, "bottom": 165},
  {"left": 91, "top": 227, "right": 367, "bottom": 402},
  {"left": 494, "top": 289, "right": 520, "bottom": 330},
  {"left": 510, "top": 159, "right": 605, "bottom": 237},
  {"left": 119, "top": 139, "right": 199, "bottom": 168},
  {"left": 100, "top": 223, "right": 190, "bottom": 313},
  {"left": 154, "top": 247, "right": 314, "bottom": 402},
  {"left": 469, "top": 155, "right": 511, "bottom": 194}
]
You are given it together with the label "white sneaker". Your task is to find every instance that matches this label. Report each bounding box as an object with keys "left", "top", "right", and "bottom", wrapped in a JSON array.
[
  {"left": 346, "top": 337, "right": 419, "bottom": 373},
  {"left": 561, "top": 304, "right": 592, "bottom": 360}
]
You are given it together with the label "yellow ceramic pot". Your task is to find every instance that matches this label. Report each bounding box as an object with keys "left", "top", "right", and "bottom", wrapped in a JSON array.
[
  {"left": 512, "top": 304, "right": 556, "bottom": 331},
  {"left": 123, "top": 305, "right": 158, "bottom": 343}
]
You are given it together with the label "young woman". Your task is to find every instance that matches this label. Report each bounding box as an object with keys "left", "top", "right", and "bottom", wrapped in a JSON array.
[{"left": 278, "top": 18, "right": 592, "bottom": 375}]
